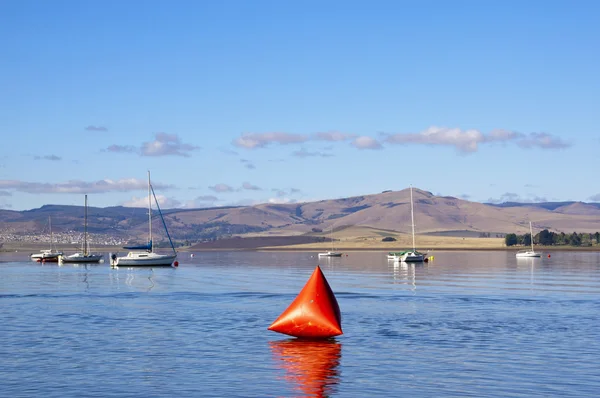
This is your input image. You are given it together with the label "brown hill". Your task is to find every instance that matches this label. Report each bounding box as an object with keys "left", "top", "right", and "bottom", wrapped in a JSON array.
[{"left": 2, "top": 188, "right": 600, "bottom": 246}]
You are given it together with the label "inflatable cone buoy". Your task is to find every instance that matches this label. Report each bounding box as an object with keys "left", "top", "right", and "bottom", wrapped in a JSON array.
[{"left": 269, "top": 265, "right": 342, "bottom": 338}]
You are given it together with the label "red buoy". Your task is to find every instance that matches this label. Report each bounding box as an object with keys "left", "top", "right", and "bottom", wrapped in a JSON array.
[
  {"left": 547, "top": 254, "right": 551, "bottom": 258},
  {"left": 173, "top": 261, "right": 179, "bottom": 267},
  {"left": 268, "top": 265, "right": 342, "bottom": 339}
]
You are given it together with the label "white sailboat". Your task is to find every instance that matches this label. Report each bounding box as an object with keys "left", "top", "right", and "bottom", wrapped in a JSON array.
[
  {"left": 111, "top": 171, "right": 177, "bottom": 267},
  {"left": 30, "top": 217, "right": 63, "bottom": 262},
  {"left": 318, "top": 225, "right": 342, "bottom": 257},
  {"left": 388, "top": 186, "right": 426, "bottom": 262},
  {"left": 60, "top": 195, "right": 103, "bottom": 264},
  {"left": 516, "top": 221, "right": 541, "bottom": 258}
]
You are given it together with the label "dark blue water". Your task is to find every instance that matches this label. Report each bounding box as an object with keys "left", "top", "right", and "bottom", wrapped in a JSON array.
[{"left": 1, "top": 250, "right": 599, "bottom": 397}]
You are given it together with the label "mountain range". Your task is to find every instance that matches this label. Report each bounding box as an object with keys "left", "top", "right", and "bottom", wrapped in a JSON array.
[{"left": 2, "top": 188, "right": 600, "bottom": 244}]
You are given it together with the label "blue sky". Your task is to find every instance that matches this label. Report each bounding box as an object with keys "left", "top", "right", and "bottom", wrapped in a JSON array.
[{"left": 0, "top": 0, "right": 598, "bottom": 210}]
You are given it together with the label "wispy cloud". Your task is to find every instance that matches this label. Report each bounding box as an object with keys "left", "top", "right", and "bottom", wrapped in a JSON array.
[
  {"left": 0, "top": 190, "right": 12, "bottom": 196},
  {"left": 486, "top": 192, "right": 548, "bottom": 204},
  {"left": 219, "top": 147, "right": 239, "bottom": 156},
  {"left": 34, "top": 155, "right": 62, "bottom": 161},
  {"left": 271, "top": 188, "right": 302, "bottom": 198},
  {"left": 242, "top": 182, "right": 262, "bottom": 191},
  {"left": 292, "top": 148, "right": 333, "bottom": 158},
  {"left": 123, "top": 194, "right": 181, "bottom": 208},
  {"left": 196, "top": 195, "right": 219, "bottom": 201},
  {"left": 86, "top": 125, "right": 108, "bottom": 132},
  {"left": 385, "top": 126, "right": 570, "bottom": 153},
  {"left": 385, "top": 127, "right": 485, "bottom": 153},
  {"left": 233, "top": 132, "right": 309, "bottom": 149},
  {"left": 106, "top": 145, "right": 136, "bottom": 153},
  {"left": 516, "top": 132, "right": 570, "bottom": 149},
  {"left": 589, "top": 193, "right": 600, "bottom": 202},
  {"left": 105, "top": 133, "right": 199, "bottom": 157},
  {"left": 352, "top": 136, "right": 383, "bottom": 150},
  {"left": 314, "top": 131, "right": 357, "bottom": 142},
  {"left": 272, "top": 188, "right": 287, "bottom": 197},
  {"left": 184, "top": 195, "right": 220, "bottom": 208},
  {"left": 240, "top": 159, "right": 256, "bottom": 169},
  {"left": 233, "top": 131, "right": 358, "bottom": 149},
  {"left": 141, "top": 133, "right": 199, "bottom": 157},
  {"left": 209, "top": 183, "right": 235, "bottom": 193},
  {"left": 0, "top": 178, "right": 174, "bottom": 194}
]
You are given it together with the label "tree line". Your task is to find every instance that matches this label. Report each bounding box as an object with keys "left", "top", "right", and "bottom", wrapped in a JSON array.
[{"left": 505, "top": 230, "right": 600, "bottom": 247}]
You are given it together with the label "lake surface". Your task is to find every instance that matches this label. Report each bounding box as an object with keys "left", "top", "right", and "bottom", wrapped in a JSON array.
[{"left": 1, "top": 250, "right": 599, "bottom": 397}]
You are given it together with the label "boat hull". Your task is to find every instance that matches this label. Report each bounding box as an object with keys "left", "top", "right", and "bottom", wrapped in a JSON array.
[
  {"left": 516, "top": 251, "right": 541, "bottom": 258},
  {"left": 31, "top": 251, "right": 62, "bottom": 262},
  {"left": 113, "top": 252, "right": 177, "bottom": 267},
  {"left": 388, "top": 251, "right": 425, "bottom": 262},
  {"left": 318, "top": 252, "right": 343, "bottom": 257},
  {"left": 60, "top": 254, "right": 103, "bottom": 263}
]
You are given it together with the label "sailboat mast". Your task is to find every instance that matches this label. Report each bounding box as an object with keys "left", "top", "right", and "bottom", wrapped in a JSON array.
[
  {"left": 49, "top": 216, "right": 53, "bottom": 251},
  {"left": 84, "top": 194, "right": 88, "bottom": 256},
  {"left": 410, "top": 185, "right": 416, "bottom": 251},
  {"left": 530, "top": 221, "right": 534, "bottom": 252},
  {"left": 148, "top": 171, "right": 152, "bottom": 251}
]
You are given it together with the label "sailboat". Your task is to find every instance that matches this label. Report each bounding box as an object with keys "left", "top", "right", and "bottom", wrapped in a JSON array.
[
  {"left": 516, "top": 221, "right": 541, "bottom": 258},
  {"left": 60, "top": 195, "right": 103, "bottom": 264},
  {"left": 318, "top": 226, "right": 342, "bottom": 257},
  {"left": 30, "top": 217, "right": 63, "bottom": 262},
  {"left": 388, "top": 186, "right": 426, "bottom": 262},
  {"left": 111, "top": 171, "right": 177, "bottom": 267}
]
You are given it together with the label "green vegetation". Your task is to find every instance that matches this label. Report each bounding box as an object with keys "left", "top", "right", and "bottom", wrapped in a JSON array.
[{"left": 505, "top": 230, "right": 600, "bottom": 247}]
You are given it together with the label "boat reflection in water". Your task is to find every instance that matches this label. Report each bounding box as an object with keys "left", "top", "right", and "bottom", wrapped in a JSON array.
[{"left": 270, "top": 339, "right": 342, "bottom": 397}]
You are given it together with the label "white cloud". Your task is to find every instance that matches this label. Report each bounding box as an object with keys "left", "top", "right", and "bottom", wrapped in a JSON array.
[
  {"left": 209, "top": 183, "right": 235, "bottom": 193},
  {"left": 385, "top": 126, "right": 484, "bottom": 153},
  {"left": 352, "top": 136, "right": 383, "bottom": 150},
  {"left": 385, "top": 126, "right": 570, "bottom": 153},
  {"left": 314, "top": 131, "right": 357, "bottom": 142},
  {"left": 268, "top": 197, "right": 296, "bottom": 204},
  {"left": 517, "top": 132, "right": 571, "bottom": 149},
  {"left": 0, "top": 178, "right": 174, "bottom": 194},
  {"left": 123, "top": 194, "right": 181, "bottom": 208},
  {"left": 105, "top": 133, "right": 198, "bottom": 157},
  {"left": 141, "top": 133, "right": 199, "bottom": 157},
  {"left": 486, "top": 192, "right": 548, "bottom": 204},
  {"left": 242, "top": 182, "right": 261, "bottom": 191}
]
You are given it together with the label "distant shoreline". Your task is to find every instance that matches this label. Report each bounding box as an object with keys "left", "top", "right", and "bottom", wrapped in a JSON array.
[{"left": 3, "top": 240, "right": 599, "bottom": 253}]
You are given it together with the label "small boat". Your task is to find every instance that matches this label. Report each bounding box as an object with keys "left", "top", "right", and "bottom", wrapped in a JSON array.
[
  {"left": 388, "top": 186, "right": 426, "bottom": 263},
  {"left": 60, "top": 195, "right": 103, "bottom": 264},
  {"left": 111, "top": 171, "right": 177, "bottom": 267},
  {"left": 516, "top": 221, "right": 541, "bottom": 258},
  {"left": 31, "top": 217, "right": 63, "bottom": 262},
  {"left": 318, "top": 226, "right": 343, "bottom": 257},
  {"left": 318, "top": 251, "right": 343, "bottom": 257}
]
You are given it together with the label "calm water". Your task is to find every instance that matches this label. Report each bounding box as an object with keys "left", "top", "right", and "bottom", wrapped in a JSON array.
[{"left": 1, "top": 250, "right": 599, "bottom": 397}]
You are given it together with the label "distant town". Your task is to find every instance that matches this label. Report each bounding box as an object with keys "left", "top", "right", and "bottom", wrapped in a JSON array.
[{"left": 0, "top": 228, "right": 125, "bottom": 247}]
